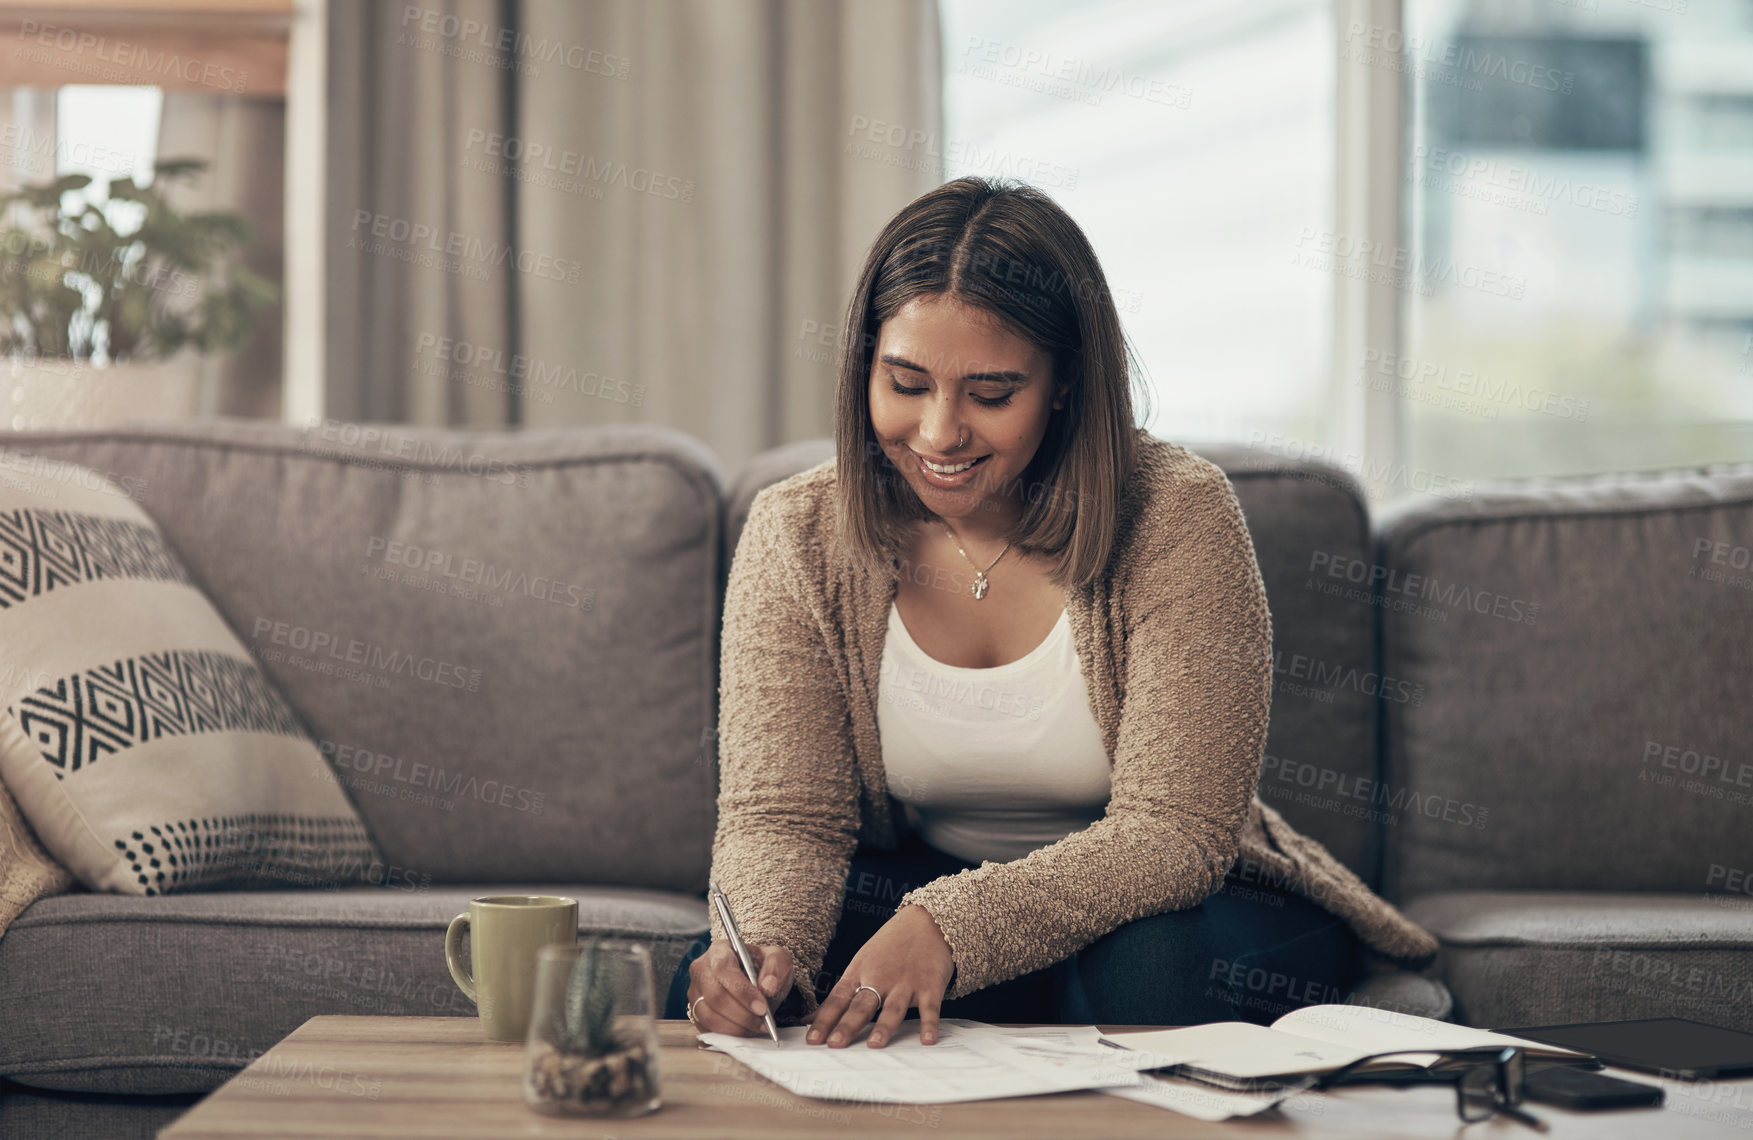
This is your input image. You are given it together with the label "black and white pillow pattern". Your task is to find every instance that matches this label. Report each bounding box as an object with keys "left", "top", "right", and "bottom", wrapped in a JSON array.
[{"left": 0, "top": 455, "right": 378, "bottom": 895}]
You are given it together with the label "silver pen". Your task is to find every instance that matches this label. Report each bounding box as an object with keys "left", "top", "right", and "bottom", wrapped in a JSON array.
[{"left": 707, "top": 879, "right": 781, "bottom": 1047}]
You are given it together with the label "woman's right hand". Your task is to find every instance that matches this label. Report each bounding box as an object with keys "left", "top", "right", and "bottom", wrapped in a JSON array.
[{"left": 686, "top": 941, "right": 795, "bottom": 1035}]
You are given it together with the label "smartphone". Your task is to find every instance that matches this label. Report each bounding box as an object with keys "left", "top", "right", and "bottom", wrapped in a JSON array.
[{"left": 1523, "top": 1067, "right": 1663, "bottom": 1111}]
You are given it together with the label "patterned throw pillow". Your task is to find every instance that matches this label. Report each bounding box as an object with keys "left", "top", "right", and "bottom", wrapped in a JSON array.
[{"left": 0, "top": 452, "right": 379, "bottom": 895}]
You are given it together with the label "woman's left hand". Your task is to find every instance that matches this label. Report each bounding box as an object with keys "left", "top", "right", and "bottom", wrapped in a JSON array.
[{"left": 805, "top": 903, "right": 955, "bottom": 1048}]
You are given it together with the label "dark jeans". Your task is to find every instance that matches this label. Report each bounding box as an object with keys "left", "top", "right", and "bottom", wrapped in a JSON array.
[{"left": 665, "top": 829, "right": 1357, "bottom": 1026}]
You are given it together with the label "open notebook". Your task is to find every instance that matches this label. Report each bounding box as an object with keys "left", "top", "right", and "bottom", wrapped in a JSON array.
[{"left": 1101, "top": 1004, "right": 1592, "bottom": 1091}]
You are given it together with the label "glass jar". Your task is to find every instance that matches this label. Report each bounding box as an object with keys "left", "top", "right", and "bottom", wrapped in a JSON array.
[{"left": 523, "top": 940, "right": 662, "bottom": 1117}]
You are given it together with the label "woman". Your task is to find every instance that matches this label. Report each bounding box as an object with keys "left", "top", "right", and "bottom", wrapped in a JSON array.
[{"left": 669, "top": 177, "right": 1435, "bottom": 1049}]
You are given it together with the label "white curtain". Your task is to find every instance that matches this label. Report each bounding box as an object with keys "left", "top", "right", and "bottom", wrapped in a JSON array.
[
  {"left": 327, "top": 0, "right": 941, "bottom": 469},
  {"left": 156, "top": 94, "right": 286, "bottom": 419},
  {"left": 0, "top": 90, "right": 55, "bottom": 190}
]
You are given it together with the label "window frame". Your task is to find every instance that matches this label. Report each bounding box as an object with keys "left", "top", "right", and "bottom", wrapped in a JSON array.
[{"left": 1332, "top": 0, "right": 1407, "bottom": 501}]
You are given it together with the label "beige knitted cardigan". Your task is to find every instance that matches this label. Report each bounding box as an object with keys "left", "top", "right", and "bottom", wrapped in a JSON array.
[{"left": 708, "top": 432, "right": 1438, "bottom": 1019}]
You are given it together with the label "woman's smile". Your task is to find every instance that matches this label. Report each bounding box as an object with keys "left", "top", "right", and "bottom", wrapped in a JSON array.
[{"left": 911, "top": 449, "right": 991, "bottom": 487}]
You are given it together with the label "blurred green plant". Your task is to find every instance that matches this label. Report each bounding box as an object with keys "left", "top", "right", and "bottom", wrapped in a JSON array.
[{"left": 0, "top": 157, "right": 278, "bottom": 364}]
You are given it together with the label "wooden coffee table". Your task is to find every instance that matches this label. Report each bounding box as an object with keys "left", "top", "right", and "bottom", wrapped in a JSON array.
[{"left": 159, "top": 1016, "right": 1752, "bottom": 1139}]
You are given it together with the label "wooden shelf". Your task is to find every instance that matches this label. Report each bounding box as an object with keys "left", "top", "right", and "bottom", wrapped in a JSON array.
[
  {"left": 0, "top": 0, "right": 290, "bottom": 94},
  {"left": 0, "top": 1, "right": 292, "bottom": 14}
]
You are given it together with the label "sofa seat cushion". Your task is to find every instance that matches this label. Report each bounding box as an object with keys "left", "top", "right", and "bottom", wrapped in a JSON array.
[
  {"left": 1407, "top": 891, "right": 1753, "bottom": 1032},
  {"left": 1347, "top": 969, "right": 1453, "bottom": 1022},
  {"left": 0, "top": 1085, "right": 198, "bottom": 1140},
  {"left": 0, "top": 886, "right": 707, "bottom": 1096}
]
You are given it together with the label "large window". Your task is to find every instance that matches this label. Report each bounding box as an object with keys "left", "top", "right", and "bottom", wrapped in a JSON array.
[
  {"left": 941, "top": 0, "right": 1336, "bottom": 446},
  {"left": 1403, "top": 0, "right": 1753, "bottom": 480},
  {"left": 943, "top": 0, "right": 1753, "bottom": 486},
  {"left": 54, "top": 85, "right": 163, "bottom": 187}
]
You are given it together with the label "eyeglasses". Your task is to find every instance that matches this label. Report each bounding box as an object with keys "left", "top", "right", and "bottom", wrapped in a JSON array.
[
  {"left": 1269, "top": 1046, "right": 1549, "bottom": 1133},
  {"left": 1455, "top": 1047, "right": 1546, "bottom": 1131}
]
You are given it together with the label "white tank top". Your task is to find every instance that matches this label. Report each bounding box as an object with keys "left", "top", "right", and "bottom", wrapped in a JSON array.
[{"left": 877, "top": 601, "right": 1112, "bottom": 864}]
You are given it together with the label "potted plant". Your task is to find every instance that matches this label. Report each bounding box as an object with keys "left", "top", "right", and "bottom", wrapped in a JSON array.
[
  {"left": 0, "top": 157, "right": 277, "bottom": 430},
  {"left": 525, "top": 937, "right": 662, "bottom": 1117}
]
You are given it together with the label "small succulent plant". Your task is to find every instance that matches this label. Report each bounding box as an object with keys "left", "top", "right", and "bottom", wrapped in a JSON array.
[
  {"left": 560, "top": 935, "right": 620, "bottom": 1057},
  {"left": 528, "top": 936, "right": 657, "bottom": 1116}
]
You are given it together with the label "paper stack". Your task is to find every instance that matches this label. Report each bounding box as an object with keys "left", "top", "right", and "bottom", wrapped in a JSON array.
[
  {"left": 697, "top": 1018, "right": 1290, "bottom": 1121},
  {"left": 698, "top": 1004, "right": 1589, "bottom": 1122}
]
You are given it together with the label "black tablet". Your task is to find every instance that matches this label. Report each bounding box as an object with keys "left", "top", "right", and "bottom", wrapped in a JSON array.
[{"left": 1499, "top": 1018, "right": 1753, "bottom": 1080}]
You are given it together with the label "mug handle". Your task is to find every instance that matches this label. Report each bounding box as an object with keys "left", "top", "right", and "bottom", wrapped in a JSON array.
[{"left": 445, "top": 913, "right": 476, "bottom": 1003}]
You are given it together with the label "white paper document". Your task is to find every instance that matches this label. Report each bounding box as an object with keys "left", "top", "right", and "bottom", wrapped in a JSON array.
[
  {"left": 978, "top": 1024, "right": 1191, "bottom": 1075},
  {"left": 1100, "top": 1021, "right": 1371, "bottom": 1080},
  {"left": 696, "top": 1018, "right": 1142, "bottom": 1105},
  {"left": 1273, "top": 1003, "right": 1579, "bottom": 1058},
  {"left": 987, "top": 1025, "right": 1287, "bottom": 1121},
  {"left": 700, "top": 1018, "right": 1286, "bottom": 1119},
  {"left": 1099, "top": 1003, "right": 1586, "bottom": 1087},
  {"left": 1101, "top": 1075, "right": 1297, "bottom": 1121}
]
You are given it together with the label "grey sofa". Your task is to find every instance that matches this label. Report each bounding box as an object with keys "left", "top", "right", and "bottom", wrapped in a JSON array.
[{"left": 0, "top": 421, "right": 1747, "bottom": 1139}]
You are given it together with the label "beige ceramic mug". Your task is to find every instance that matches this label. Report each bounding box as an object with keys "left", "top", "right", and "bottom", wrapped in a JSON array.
[{"left": 445, "top": 895, "right": 578, "bottom": 1041}]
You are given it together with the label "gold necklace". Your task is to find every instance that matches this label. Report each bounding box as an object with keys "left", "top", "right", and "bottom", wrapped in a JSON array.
[{"left": 939, "top": 521, "right": 1011, "bottom": 601}]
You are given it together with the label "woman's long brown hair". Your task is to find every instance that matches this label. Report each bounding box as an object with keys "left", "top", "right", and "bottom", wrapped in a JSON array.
[{"left": 836, "top": 177, "right": 1146, "bottom": 589}]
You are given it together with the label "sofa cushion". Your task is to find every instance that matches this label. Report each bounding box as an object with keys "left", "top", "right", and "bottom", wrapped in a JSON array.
[
  {"left": 723, "top": 439, "right": 833, "bottom": 573},
  {"left": 0, "top": 885, "right": 708, "bottom": 1095},
  {"left": 1347, "top": 969, "right": 1454, "bottom": 1022},
  {"left": 726, "top": 439, "right": 1387, "bottom": 886},
  {"left": 0, "top": 1086, "right": 198, "bottom": 1140},
  {"left": 1378, "top": 463, "right": 1753, "bottom": 901},
  {"left": 0, "top": 455, "right": 375, "bottom": 896},
  {"left": 0, "top": 422, "right": 723, "bottom": 889},
  {"left": 1408, "top": 891, "right": 1753, "bottom": 1032},
  {"left": 1190, "top": 444, "right": 1383, "bottom": 887}
]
